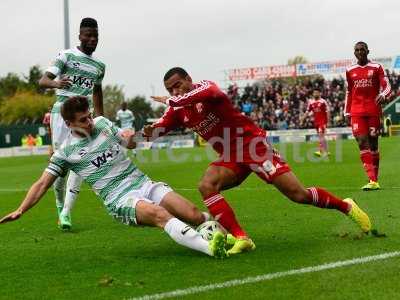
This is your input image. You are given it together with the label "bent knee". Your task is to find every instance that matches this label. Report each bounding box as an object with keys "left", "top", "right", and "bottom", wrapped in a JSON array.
[
  {"left": 198, "top": 180, "right": 219, "bottom": 197},
  {"left": 288, "top": 188, "right": 309, "bottom": 203}
]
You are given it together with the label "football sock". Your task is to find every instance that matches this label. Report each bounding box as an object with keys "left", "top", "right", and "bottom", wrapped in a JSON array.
[
  {"left": 203, "top": 193, "right": 247, "bottom": 238},
  {"left": 62, "top": 172, "right": 83, "bottom": 216},
  {"left": 319, "top": 135, "right": 328, "bottom": 152},
  {"left": 164, "top": 218, "right": 211, "bottom": 256},
  {"left": 371, "top": 150, "right": 380, "bottom": 180},
  {"left": 360, "top": 150, "right": 377, "bottom": 182},
  {"left": 307, "top": 187, "right": 350, "bottom": 214},
  {"left": 53, "top": 177, "right": 66, "bottom": 211}
]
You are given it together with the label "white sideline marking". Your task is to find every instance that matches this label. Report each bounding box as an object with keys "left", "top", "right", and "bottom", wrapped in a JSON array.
[
  {"left": 0, "top": 186, "right": 399, "bottom": 193},
  {"left": 129, "top": 251, "right": 400, "bottom": 300}
]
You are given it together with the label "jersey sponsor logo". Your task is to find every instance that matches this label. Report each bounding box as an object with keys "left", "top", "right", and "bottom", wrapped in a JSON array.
[
  {"left": 354, "top": 78, "right": 373, "bottom": 88},
  {"left": 189, "top": 112, "right": 220, "bottom": 136},
  {"left": 91, "top": 144, "right": 121, "bottom": 168},
  {"left": 68, "top": 75, "right": 94, "bottom": 89}
]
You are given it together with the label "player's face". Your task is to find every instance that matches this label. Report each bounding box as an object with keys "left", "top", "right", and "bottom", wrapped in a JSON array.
[
  {"left": 164, "top": 74, "right": 193, "bottom": 96},
  {"left": 313, "top": 90, "right": 320, "bottom": 99},
  {"left": 69, "top": 110, "right": 94, "bottom": 137},
  {"left": 354, "top": 44, "right": 369, "bottom": 63},
  {"left": 79, "top": 27, "right": 98, "bottom": 53}
]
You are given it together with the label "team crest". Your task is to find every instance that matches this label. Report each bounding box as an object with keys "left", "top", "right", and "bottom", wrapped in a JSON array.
[
  {"left": 367, "top": 70, "right": 374, "bottom": 77},
  {"left": 196, "top": 103, "right": 203, "bottom": 113}
]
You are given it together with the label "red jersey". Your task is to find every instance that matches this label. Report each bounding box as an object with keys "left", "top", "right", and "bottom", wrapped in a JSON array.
[
  {"left": 307, "top": 98, "right": 329, "bottom": 126},
  {"left": 154, "top": 80, "right": 265, "bottom": 155},
  {"left": 345, "top": 62, "right": 391, "bottom": 116}
]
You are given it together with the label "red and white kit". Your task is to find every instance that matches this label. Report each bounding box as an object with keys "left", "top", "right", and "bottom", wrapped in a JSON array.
[
  {"left": 153, "top": 80, "right": 291, "bottom": 183},
  {"left": 345, "top": 62, "right": 391, "bottom": 136},
  {"left": 307, "top": 98, "right": 329, "bottom": 133}
]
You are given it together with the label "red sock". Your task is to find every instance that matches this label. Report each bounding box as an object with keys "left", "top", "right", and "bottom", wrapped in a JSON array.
[
  {"left": 203, "top": 193, "right": 247, "bottom": 238},
  {"left": 371, "top": 150, "right": 380, "bottom": 180},
  {"left": 360, "top": 150, "right": 377, "bottom": 182},
  {"left": 307, "top": 187, "right": 350, "bottom": 214}
]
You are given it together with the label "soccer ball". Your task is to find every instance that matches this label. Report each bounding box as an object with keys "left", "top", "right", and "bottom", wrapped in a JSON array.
[{"left": 196, "top": 220, "right": 227, "bottom": 241}]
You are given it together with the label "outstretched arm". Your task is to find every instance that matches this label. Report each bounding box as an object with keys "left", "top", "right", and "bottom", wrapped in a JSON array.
[{"left": 0, "top": 172, "right": 57, "bottom": 224}]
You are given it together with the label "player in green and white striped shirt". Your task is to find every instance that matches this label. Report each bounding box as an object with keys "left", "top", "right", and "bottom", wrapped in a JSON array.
[
  {"left": 116, "top": 102, "right": 135, "bottom": 129},
  {"left": 0, "top": 96, "right": 227, "bottom": 258},
  {"left": 39, "top": 18, "right": 105, "bottom": 230}
]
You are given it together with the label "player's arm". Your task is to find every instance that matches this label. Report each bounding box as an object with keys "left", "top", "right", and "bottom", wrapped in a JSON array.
[
  {"left": 376, "top": 66, "right": 391, "bottom": 105},
  {"left": 93, "top": 84, "right": 104, "bottom": 116},
  {"left": 344, "top": 70, "right": 352, "bottom": 120},
  {"left": 120, "top": 129, "right": 137, "bottom": 149},
  {"left": 152, "top": 81, "right": 224, "bottom": 107},
  {"left": 0, "top": 172, "right": 57, "bottom": 224},
  {"left": 38, "top": 72, "right": 72, "bottom": 89},
  {"left": 39, "top": 51, "right": 71, "bottom": 89},
  {"left": 143, "top": 107, "right": 181, "bottom": 140}
]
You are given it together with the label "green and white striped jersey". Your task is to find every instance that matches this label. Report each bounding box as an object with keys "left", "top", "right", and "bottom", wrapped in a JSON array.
[
  {"left": 46, "top": 47, "right": 106, "bottom": 113},
  {"left": 116, "top": 109, "right": 135, "bottom": 129},
  {"left": 46, "top": 117, "right": 148, "bottom": 213}
]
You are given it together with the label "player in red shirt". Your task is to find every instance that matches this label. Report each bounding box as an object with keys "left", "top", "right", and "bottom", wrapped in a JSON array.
[
  {"left": 307, "top": 88, "right": 330, "bottom": 157},
  {"left": 146, "top": 67, "right": 371, "bottom": 255},
  {"left": 345, "top": 42, "right": 391, "bottom": 191}
]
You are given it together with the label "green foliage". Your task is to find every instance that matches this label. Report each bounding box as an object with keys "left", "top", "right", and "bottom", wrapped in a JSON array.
[
  {"left": 287, "top": 55, "right": 308, "bottom": 65},
  {"left": 0, "top": 91, "right": 54, "bottom": 124},
  {"left": 103, "top": 84, "right": 126, "bottom": 120},
  {"left": 126, "top": 95, "right": 154, "bottom": 129}
]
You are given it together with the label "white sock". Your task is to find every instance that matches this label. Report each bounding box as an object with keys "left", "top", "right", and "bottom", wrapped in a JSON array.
[
  {"left": 53, "top": 177, "right": 66, "bottom": 210},
  {"left": 164, "top": 218, "right": 211, "bottom": 256},
  {"left": 62, "top": 172, "right": 83, "bottom": 216},
  {"left": 202, "top": 212, "right": 212, "bottom": 222}
]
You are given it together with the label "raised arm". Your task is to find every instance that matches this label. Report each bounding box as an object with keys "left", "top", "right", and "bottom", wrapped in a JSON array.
[
  {"left": 0, "top": 172, "right": 57, "bottom": 224},
  {"left": 143, "top": 107, "right": 181, "bottom": 140},
  {"left": 166, "top": 80, "right": 225, "bottom": 107}
]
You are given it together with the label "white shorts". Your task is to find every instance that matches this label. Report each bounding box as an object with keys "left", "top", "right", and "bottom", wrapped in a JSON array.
[
  {"left": 109, "top": 180, "right": 173, "bottom": 225},
  {"left": 50, "top": 112, "right": 70, "bottom": 150}
]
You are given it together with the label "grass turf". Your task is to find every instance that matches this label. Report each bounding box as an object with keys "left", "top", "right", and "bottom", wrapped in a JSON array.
[{"left": 0, "top": 137, "right": 399, "bottom": 299}]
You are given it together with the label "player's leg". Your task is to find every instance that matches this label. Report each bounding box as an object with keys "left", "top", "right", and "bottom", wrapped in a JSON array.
[
  {"left": 143, "top": 181, "right": 209, "bottom": 226},
  {"left": 271, "top": 171, "right": 371, "bottom": 233},
  {"left": 59, "top": 171, "right": 84, "bottom": 230},
  {"left": 368, "top": 116, "right": 381, "bottom": 188},
  {"left": 135, "top": 200, "right": 227, "bottom": 258},
  {"left": 318, "top": 125, "right": 329, "bottom": 155},
  {"left": 198, "top": 164, "right": 248, "bottom": 238},
  {"left": 352, "top": 116, "right": 377, "bottom": 188},
  {"left": 198, "top": 164, "right": 255, "bottom": 255},
  {"left": 50, "top": 112, "right": 66, "bottom": 218}
]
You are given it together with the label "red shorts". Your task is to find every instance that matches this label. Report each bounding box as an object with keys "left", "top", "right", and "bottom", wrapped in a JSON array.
[
  {"left": 351, "top": 115, "right": 381, "bottom": 137},
  {"left": 315, "top": 123, "right": 326, "bottom": 134},
  {"left": 210, "top": 141, "right": 291, "bottom": 184}
]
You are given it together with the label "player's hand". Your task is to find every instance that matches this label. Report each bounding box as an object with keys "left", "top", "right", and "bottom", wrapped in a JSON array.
[
  {"left": 0, "top": 209, "right": 23, "bottom": 224},
  {"left": 143, "top": 125, "right": 154, "bottom": 137},
  {"left": 151, "top": 96, "right": 169, "bottom": 104},
  {"left": 375, "top": 94, "right": 386, "bottom": 105},
  {"left": 121, "top": 128, "right": 136, "bottom": 139},
  {"left": 55, "top": 76, "right": 72, "bottom": 89}
]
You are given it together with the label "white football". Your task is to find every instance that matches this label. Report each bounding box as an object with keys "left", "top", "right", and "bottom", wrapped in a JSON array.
[{"left": 196, "top": 220, "right": 227, "bottom": 241}]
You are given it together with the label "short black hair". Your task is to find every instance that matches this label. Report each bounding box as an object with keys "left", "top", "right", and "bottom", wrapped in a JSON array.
[
  {"left": 164, "top": 67, "right": 189, "bottom": 81},
  {"left": 80, "top": 17, "right": 98, "bottom": 29},
  {"left": 61, "top": 96, "right": 89, "bottom": 122},
  {"left": 313, "top": 87, "right": 321, "bottom": 92},
  {"left": 355, "top": 41, "right": 368, "bottom": 49}
]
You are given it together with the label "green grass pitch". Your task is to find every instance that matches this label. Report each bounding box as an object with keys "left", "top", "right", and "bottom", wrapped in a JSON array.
[{"left": 0, "top": 137, "right": 399, "bottom": 299}]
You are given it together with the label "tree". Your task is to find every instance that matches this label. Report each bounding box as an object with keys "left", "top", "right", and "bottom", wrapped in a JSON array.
[
  {"left": 0, "top": 73, "right": 26, "bottom": 101},
  {"left": 102, "top": 84, "right": 125, "bottom": 120},
  {"left": 126, "top": 95, "right": 154, "bottom": 129},
  {"left": 287, "top": 55, "right": 308, "bottom": 65},
  {"left": 0, "top": 91, "right": 54, "bottom": 124}
]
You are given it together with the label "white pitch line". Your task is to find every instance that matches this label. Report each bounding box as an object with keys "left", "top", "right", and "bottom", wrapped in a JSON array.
[
  {"left": 0, "top": 187, "right": 400, "bottom": 193},
  {"left": 129, "top": 251, "right": 400, "bottom": 300}
]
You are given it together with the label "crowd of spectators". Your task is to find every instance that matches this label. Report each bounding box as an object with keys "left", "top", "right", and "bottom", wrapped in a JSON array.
[{"left": 227, "top": 71, "right": 400, "bottom": 131}]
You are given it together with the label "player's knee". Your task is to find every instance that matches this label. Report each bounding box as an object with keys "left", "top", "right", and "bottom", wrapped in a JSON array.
[
  {"left": 288, "top": 187, "right": 309, "bottom": 203},
  {"left": 198, "top": 180, "right": 218, "bottom": 197},
  {"left": 152, "top": 206, "right": 172, "bottom": 227},
  {"left": 187, "top": 206, "right": 204, "bottom": 225}
]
